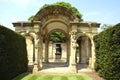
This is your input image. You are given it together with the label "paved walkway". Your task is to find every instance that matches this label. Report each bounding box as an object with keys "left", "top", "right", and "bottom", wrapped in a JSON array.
[{"left": 39, "top": 62, "right": 104, "bottom": 80}]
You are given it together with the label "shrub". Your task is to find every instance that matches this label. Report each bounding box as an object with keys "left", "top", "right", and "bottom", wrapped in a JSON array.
[
  {"left": 94, "top": 23, "right": 120, "bottom": 79},
  {"left": 0, "top": 25, "right": 28, "bottom": 80}
]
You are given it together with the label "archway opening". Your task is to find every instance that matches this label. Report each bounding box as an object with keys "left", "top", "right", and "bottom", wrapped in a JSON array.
[
  {"left": 47, "top": 31, "right": 68, "bottom": 63},
  {"left": 76, "top": 36, "right": 91, "bottom": 69}
]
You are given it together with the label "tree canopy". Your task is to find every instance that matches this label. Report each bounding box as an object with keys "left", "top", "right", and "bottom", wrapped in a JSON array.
[
  {"left": 101, "top": 24, "right": 113, "bottom": 30},
  {"left": 49, "top": 32, "right": 66, "bottom": 42}
]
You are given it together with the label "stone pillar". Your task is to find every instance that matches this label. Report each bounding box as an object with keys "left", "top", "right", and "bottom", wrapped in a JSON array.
[
  {"left": 81, "top": 37, "right": 87, "bottom": 63},
  {"left": 45, "top": 36, "right": 49, "bottom": 63},
  {"left": 69, "top": 19, "right": 79, "bottom": 73},
  {"left": 37, "top": 28, "right": 43, "bottom": 69},
  {"left": 69, "top": 31, "right": 77, "bottom": 73},
  {"left": 91, "top": 36, "right": 96, "bottom": 70},
  {"left": 67, "top": 36, "right": 70, "bottom": 63},
  {"left": 33, "top": 37, "right": 39, "bottom": 73},
  {"left": 33, "top": 21, "right": 41, "bottom": 73},
  {"left": 21, "top": 32, "right": 34, "bottom": 72},
  {"left": 26, "top": 36, "right": 34, "bottom": 65}
]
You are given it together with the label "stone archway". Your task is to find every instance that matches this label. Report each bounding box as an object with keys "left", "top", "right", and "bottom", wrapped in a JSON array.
[
  {"left": 13, "top": 5, "right": 100, "bottom": 73},
  {"left": 42, "top": 20, "right": 70, "bottom": 64},
  {"left": 47, "top": 29, "right": 69, "bottom": 63},
  {"left": 76, "top": 35, "right": 92, "bottom": 70}
]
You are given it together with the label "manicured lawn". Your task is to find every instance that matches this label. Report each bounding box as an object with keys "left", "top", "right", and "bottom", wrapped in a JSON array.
[{"left": 13, "top": 73, "right": 92, "bottom": 80}]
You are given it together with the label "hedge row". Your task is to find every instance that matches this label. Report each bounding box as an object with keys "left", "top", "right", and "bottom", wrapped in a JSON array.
[
  {"left": 94, "top": 23, "right": 120, "bottom": 79},
  {"left": 0, "top": 25, "right": 28, "bottom": 80}
]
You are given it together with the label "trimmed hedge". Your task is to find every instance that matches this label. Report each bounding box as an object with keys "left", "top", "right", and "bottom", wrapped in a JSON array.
[
  {"left": 0, "top": 25, "right": 28, "bottom": 80},
  {"left": 94, "top": 23, "right": 120, "bottom": 79}
]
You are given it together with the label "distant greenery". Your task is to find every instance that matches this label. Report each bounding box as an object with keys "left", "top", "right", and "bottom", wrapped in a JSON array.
[
  {"left": 101, "top": 24, "right": 113, "bottom": 30},
  {"left": 49, "top": 32, "right": 66, "bottom": 42},
  {"left": 13, "top": 73, "right": 92, "bottom": 80},
  {"left": 94, "top": 23, "right": 120, "bottom": 79},
  {"left": 28, "top": 2, "right": 83, "bottom": 21},
  {"left": 40, "top": 2, "right": 83, "bottom": 21},
  {"left": 0, "top": 25, "right": 28, "bottom": 80},
  {"left": 28, "top": 15, "right": 34, "bottom": 21}
]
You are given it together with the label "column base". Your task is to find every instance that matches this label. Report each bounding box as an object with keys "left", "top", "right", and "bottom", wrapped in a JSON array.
[
  {"left": 38, "top": 61, "right": 43, "bottom": 70},
  {"left": 33, "top": 64, "right": 38, "bottom": 73},
  {"left": 69, "top": 64, "right": 77, "bottom": 73}
]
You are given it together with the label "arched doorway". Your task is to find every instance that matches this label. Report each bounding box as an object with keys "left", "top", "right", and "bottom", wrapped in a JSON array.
[
  {"left": 76, "top": 35, "right": 92, "bottom": 69},
  {"left": 47, "top": 30, "right": 68, "bottom": 63},
  {"left": 41, "top": 18, "right": 70, "bottom": 70}
]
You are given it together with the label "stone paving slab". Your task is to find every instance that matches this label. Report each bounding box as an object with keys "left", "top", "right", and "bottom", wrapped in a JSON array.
[{"left": 38, "top": 62, "right": 104, "bottom": 80}]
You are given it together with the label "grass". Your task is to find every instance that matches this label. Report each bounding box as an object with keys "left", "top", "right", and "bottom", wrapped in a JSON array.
[{"left": 13, "top": 73, "right": 93, "bottom": 80}]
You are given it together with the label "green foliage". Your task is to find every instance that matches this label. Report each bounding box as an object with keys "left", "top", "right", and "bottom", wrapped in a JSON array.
[
  {"left": 101, "top": 24, "right": 113, "bottom": 30},
  {"left": 0, "top": 25, "right": 28, "bottom": 80},
  {"left": 28, "top": 15, "right": 34, "bottom": 21},
  {"left": 28, "top": 2, "right": 83, "bottom": 21},
  {"left": 50, "top": 32, "right": 65, "bottom": 42},
  {"left": 94, "top": 23, "right": 120, "bottom": 79}
]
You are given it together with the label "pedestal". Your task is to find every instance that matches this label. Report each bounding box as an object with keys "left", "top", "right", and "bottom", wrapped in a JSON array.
[
  {"left": 32, "top": 63, "right": 38, "bottom": 73},
  {"left": 69, "top": 63, "right": 77, "bottom": 73}
]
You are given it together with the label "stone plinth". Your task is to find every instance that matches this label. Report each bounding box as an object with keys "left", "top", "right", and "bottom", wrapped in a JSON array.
[
  {"left": 69, "top": 64, "right": 77, "bottom": 73},
  {"left": 33, "top": 63, "right": 38, "bottom": 73}
]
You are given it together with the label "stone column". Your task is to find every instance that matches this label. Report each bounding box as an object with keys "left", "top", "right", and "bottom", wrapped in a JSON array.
[
  {"left": 67, "top": 36, "right": 70, "bottom": 63},
  {"left": 38, "top": 29, "right": 43, "bottom": 69},
  {"left": 45, "top": 36, "right": 49, "bottom": 63},
  {"left": 33, "top": 34, "right": 39, "bottom": 73},
  {"left": 91, "top": 36, "right": 96, "bottom": 70},
  {"left": 26, "top": 36, "right": 34, "bottom": 65},
  {"left": 81, "top": 37, "right": 87, "bottom": 63},
  {"left": 21, "top": 32, "right": 34, "bottom": 72},
  {"left": 69, "top": 31, "right": 77, "bottom": 73},
  {"left": 69, "top": 19, "right": 79, "bottom": 73},
  {"left": 33, "top": 21, "right": 41, "bottom": 73}
]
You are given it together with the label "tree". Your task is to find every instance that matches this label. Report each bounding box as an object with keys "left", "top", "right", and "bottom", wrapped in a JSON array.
[
  {"left": 50, "top": 32, "right": 65, "bottom": 42},
  {"left": 28, "top": 15, "right": 34, "bottom": 21},
  {"left": 101, "top": 24, "right": 113, "bottom": 30}
]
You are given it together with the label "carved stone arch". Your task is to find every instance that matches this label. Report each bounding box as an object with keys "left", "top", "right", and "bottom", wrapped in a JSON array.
[
  {"left": 76, "top": 33, "right": 92, "bottom": 41},
  {"left": 42, "top": 19, "right": 69, "bottom": 30},
  {"left": 33, "top": 6, "right": 78, "bottom": 21},
  {"left": 42, "top": 19, "right": 69, "bottom": 37},
  {"left": 75, "top": 33, "right": 92, "bottom": 65}
]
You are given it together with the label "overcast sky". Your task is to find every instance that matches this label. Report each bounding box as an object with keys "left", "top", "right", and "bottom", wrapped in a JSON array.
[{"left": 0, "top": 0, "right": 120, "bottom": 30}]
